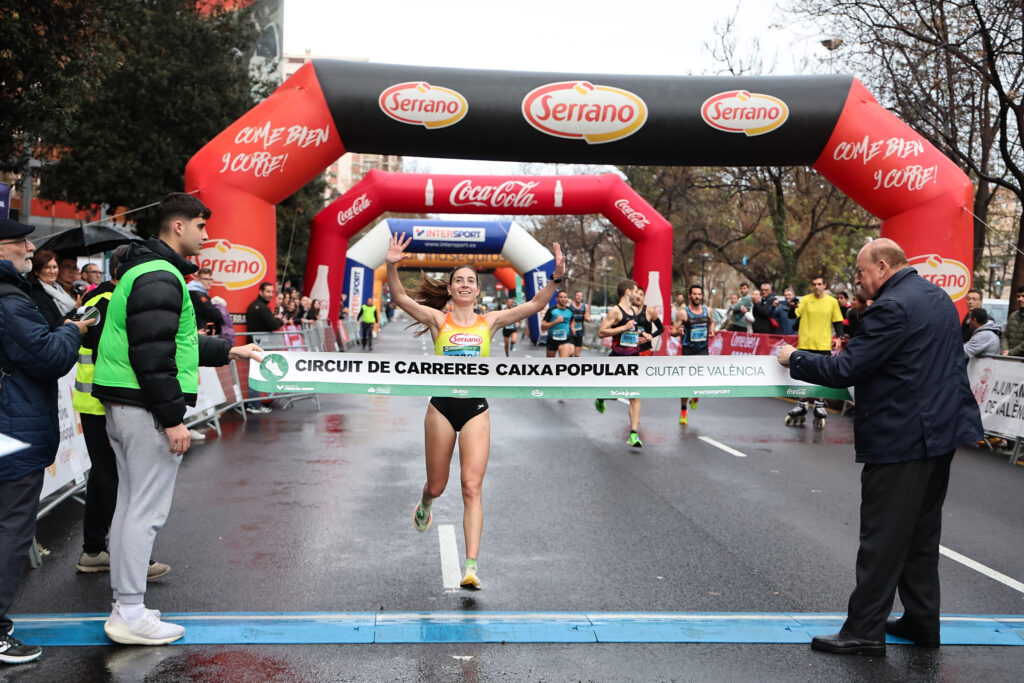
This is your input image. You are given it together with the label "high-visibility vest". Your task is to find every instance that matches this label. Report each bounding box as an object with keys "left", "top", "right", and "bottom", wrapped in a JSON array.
[
  {"left": 72, "top": 289, "right": 114, "bottom": 416},
  {"left": 94, "top": 261, "right": 198, "bottom": 395},
  {"left": 361, "top": 304, "right": 377, "bottom": 323}
]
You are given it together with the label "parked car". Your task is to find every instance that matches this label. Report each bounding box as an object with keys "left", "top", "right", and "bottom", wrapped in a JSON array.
[{"left": 983, "top": 298, "right": 1009, "bottom": 329}]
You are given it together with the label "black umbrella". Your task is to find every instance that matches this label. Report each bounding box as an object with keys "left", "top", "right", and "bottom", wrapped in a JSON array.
[{"left": 36, "top": 224, "right": 143, "bottom": 257}]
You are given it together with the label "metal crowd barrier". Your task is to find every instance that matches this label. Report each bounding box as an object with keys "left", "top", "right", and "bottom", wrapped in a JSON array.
[
  {"left": 972, "top": 353, "right": 1024, "bottom": 466},
  {"left": 31, "top": 321, "right": 344, "bottom": 566}
]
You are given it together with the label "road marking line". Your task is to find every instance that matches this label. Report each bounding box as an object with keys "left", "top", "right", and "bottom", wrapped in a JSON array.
[
  {"left": 940, "top": 545, "right": 1024, "bottom": 594},
  {"left": 438, "top": 524, "right": 461, "bottom": 590},
  {"left": 698, "top": 435, "right": 747, "bottom": 458}
]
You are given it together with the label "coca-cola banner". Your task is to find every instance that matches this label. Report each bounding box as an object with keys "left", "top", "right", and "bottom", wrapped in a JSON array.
[
  {"left": 305, "top": 171, "right": 671, "bottom": 338},
  {"left": 186, "top": 60, "right": 974, "bottom": 321},
  {"left": 709, "top": 331, "right": 799, "bottom": 356}
]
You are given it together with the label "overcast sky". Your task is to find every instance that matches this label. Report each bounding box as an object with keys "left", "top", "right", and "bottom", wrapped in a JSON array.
[{"left": 282, "top": 0, "right": 830, "bottom": 176}]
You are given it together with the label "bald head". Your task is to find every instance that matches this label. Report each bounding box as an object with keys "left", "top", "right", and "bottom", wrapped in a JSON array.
[
  {"left": 856, "top": 238, "right": 908, "bottom": 299},
  {"left": 862, "top": 238, "right": 908, "bottom": 268}
]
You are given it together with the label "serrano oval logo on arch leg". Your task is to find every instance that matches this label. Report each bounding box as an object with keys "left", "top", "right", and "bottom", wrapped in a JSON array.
[
  {"left": 191, "top": 239, "right": 268, "bottom": 291},
  {"left": 908, "top": 253, "right": 971, "bottom": 301},
  {"left": 521, "top": 81, "right": 648, "bottom": 144}
]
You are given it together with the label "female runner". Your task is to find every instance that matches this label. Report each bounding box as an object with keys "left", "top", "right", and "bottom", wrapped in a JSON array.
[{"left": 386, "top": 232, "right": 565, "bottom": 589}]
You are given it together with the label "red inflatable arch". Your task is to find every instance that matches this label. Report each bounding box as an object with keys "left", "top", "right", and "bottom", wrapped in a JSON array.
[
  {"left": 306, "top": 170, "right": 672, "bottom": 327},
  {"left": 185, "top": 61, "right": 974, "bottom": 321}
]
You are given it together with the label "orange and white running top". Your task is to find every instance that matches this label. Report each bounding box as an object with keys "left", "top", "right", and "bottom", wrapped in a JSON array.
[{"left": 434, "top": 313, "right": 490, "bottom": 357}]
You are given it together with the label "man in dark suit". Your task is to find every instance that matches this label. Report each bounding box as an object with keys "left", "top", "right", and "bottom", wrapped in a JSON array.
[{"left": 777, "top": 238, "right": 983, "bottom": 657}]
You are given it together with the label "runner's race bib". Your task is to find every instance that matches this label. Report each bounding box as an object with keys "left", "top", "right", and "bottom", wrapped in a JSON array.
[
  {"left": 442, "top": 345, "right": 481, "bottom": 356},
  {"left": 689, "top": 324, "right": 708, "bottom": 343},
  {"left": 620, "top": 330, "right": 638, "bottom": 348},
  {"left": 551, "top": 328, "right": 568, "bottom": 341}
]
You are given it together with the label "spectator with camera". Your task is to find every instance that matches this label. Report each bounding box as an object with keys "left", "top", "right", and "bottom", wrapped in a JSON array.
[
  {"left": 0, "top": 217, "right": 89, "bottom": 665},
  {"left": 56, "top": 256, "right": 82, "bottom": 298}
]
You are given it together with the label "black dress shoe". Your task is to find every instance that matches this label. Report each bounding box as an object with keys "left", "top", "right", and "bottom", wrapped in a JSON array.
[
  {"left": 811, "top": 631, "right": 886, "bottom": 656},
  {"left": 885, "top": 618, "right": 940, "bottom": 648}
]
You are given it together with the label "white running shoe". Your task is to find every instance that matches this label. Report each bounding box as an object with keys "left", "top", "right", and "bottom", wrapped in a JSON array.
[{"left": 104, "top": 604, "right": 184, "bottom": 645}]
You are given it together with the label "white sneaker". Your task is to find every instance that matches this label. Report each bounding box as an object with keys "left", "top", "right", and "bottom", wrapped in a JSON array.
[
  {"left": 188, "top": 428, "right": 207, "bottom": 441},
  {"left": 104, "top": 604, "right": 184, "bottom": 645}
]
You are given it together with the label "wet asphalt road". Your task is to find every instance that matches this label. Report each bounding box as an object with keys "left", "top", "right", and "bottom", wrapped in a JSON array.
[{"left": 3, "top": 321, "right": 1024, "bottom": 681}]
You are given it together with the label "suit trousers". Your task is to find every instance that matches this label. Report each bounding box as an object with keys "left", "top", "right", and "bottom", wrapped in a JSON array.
[
  {"left": 842, "top": 451, "right": 954, "bottom": 640},
  {"left": 0, "top": 470, "right": 45, "bottom": 635}
]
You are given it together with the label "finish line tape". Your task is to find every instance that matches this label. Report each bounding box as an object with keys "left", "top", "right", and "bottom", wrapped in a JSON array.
[{"left": 249, "top": 353, "right": 850, "bottom": 400}]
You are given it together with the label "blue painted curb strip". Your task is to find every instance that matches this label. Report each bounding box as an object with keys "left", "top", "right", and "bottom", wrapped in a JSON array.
[{"left": 10, "top": 612, "right": 1024, "bottom": 646}]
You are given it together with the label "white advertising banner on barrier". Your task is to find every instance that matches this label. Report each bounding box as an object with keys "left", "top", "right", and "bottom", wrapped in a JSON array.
[
  {"left": 184, "top": 367, "right": 227, "bottom": 418},
  {"left": 967, "top": 356, "right": 1024, "bottom": 439},
  {"left": 40, "top": 365, "right": 231, "bottom": 503},
  {"left": 249, "top": 352, "right": 851, "bottom": 400},
  {"left": 42, "top": 370, "right": 92, "bottom": 499}
]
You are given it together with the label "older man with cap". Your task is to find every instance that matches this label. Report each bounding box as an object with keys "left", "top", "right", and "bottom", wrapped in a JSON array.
[
  {"left": 777, "top": 238, "right": 983, "bottom": 657},
  {"left": 0, "top": 216, "right": 89, "bottom": 665}
]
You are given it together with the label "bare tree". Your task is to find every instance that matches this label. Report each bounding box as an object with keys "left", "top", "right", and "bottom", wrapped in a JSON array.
[{"left": 791, "top": 0, "right": 1024, "bottom": 301}]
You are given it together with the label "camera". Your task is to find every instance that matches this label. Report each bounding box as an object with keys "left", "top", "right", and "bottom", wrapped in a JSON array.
[
  {"left": 72, "top": 279, "right": 90, "bottom": 298},
  {"left": 69, "top": 305, "right": 101, "bottom": 327}
]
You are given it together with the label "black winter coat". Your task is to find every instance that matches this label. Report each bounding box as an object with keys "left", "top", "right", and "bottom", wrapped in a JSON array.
[
  {"left": 92, "top": 238, "right": 230, "bottom": 428},
  {"left": 0, "top": 260, "right": 81, "bottom": 481},
  {"left": 246, "top": 296, "right": 283, "bottom": 333},
  {"left": 789, "top": 267, "right": 983, "bottom": 464}
]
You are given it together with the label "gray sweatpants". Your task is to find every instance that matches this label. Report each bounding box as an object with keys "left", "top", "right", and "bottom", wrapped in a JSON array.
[{"left": 105, "top": 404, "right": 182, "bottom": 605}]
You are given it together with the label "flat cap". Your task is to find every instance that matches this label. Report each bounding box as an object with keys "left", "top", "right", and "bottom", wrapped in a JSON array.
[{"left": 0, "top": 216, "right": 35, "bottom": 240}]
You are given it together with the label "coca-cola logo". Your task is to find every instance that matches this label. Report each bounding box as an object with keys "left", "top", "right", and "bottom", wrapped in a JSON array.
[
  {"left": 908, "top": 254, "right": 971, "bottom": 301},
  {"left": 450, "top": 180, "right": 538, "bottom": 208},
  {"left": 522, "top": 81, "right": 648, "bottom": 144},
  {"left": 337, "top": 194, "right": 371, "bottom": 226},
  {"left": 701, "top": 90, "right": 789, "bottom": 136},
  {"left": 614, "top": 199, "right": 650, "bottom": 230},
  {"left": 448, "top": 333, "right": 482, "bottom": 345},
  {"left": 378, "top": 81, "right": 468, "bottom": 129},
  {"left": 190, "top": 239, "right": 267, "bottom": 291}
]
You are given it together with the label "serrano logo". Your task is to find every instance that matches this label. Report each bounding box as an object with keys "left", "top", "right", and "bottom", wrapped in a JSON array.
[
  {"left": 379, "top": 81, "right": 468, "bottom": 129},
  {"left": 701, "top": 90, "right": 789, "bottom": 136},
  {"left": 192, "top": 239, "right": 267, "bottom": 291},
  {"left": 448, "top": 333, "right": 483, "bottom": 346},
  {"left": 909, "top": 254, "right": 971, "bottom": 301},
  {"left": 522, "top": 81, "right": 648, "bottom": 144}
]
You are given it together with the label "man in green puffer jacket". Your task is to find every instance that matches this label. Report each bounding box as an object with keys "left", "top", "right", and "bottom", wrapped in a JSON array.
[{"left": 93, "top": 193, "right": 263, "bottom": 647}]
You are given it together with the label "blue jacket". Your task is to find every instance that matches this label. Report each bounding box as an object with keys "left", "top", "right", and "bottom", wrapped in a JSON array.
[
  {"left": 788, "top": 267, "right": 983, "bottom": 464},
  {"left": 0, "top": 260, "right": 81, "bottom": 482}
]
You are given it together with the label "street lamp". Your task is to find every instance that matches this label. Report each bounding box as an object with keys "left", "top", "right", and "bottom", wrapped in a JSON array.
[
  {"left": 603, "top": 266, "right": 612, "bottom": 308},
  {"left": 701, "top": 252, "right": 710, "bottom": 292}
]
